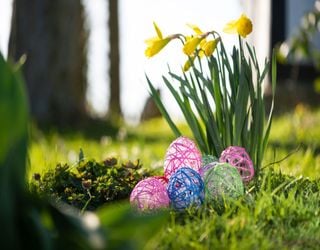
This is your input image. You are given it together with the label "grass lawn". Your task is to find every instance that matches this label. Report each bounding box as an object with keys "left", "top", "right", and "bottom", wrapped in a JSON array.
[{"left": 28, "top": 105, "right": 320, "bottom": 249}]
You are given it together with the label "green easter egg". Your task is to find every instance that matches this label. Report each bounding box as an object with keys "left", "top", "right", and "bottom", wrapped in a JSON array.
[
  {"left": 201, "top": 154, "right": 218, "bottom": 166},
  {"left": 204, "top": 163, "right": 244, "bottom": 203}
]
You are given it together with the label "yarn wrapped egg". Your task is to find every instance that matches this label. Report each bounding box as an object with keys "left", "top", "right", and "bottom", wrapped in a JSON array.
[
  {"left": 164, "top": 136, "right": 201, "bottom": 180},
  {"left": 167, "top": 167, "right": 204, "bottom": 210},
  {"left": 203, "top": 163, "right": 244, "bottom": 204},
  {"left": 201, "top": 154, "right": 218, "bottom": 166},
  {"left": 199, "top": 161, "right": 218, "bottom": 178},
  {"left": 219, "top": 146, "right": 254, "bottom": 183},
  {"left": 154, "top": 176, "right": 169, "bottom": 187},
  {"left": 130, "top": 177, "right": 170, "bottom": 211}
]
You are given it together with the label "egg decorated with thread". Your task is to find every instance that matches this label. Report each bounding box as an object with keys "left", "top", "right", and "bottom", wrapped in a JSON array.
[
  {"left": 201, "top": 154, "right": 218, "bottom": 166},
  {"left": 203, "top": 163, "right": 244, "bottom": 204},
  {"left": 130, "top": 177, "right": 170, "bottom": 211},
  {"left": 219, "top": 146, "right": 254, "bottom": 183},
  {"left": 199, "top": 161, "right": 219, "bottom": 178},
  {"left": 167, "top": 167, "right": 205, "bottom": 210},
  {"left": 164, "top": 136, "right": 201, "bottom": 180}
]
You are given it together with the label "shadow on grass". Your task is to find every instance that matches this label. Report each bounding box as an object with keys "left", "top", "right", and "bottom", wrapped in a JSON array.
[
  {"left": 32, "top": 117, "right": 176, "bottom": 145},
  {"left": 34, "top": 117, "right": 120, "bottom": 141}
]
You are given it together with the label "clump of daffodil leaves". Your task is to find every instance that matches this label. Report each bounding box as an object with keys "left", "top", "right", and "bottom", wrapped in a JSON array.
[{"left": 145, "top": 14, "right": 277, "bottom": 176}]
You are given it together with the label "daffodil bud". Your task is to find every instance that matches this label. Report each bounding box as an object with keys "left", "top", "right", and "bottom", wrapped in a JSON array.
[{"left": 183, "top": 56, "right": 195, "bottom": 72}]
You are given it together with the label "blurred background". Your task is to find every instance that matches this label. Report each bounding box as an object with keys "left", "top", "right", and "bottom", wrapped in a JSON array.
[{"left": 0, "top": 0, "right": 319, "bottom": 126}]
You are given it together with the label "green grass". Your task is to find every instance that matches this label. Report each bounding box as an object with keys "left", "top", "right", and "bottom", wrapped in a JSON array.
[
  {"left": 266, "top": 105, "right": 320, "bottom": 178},
  {"left": 146, "top": 169, "right": 320, "bottom": 249},
  {"left": 28, "top": 106, "right": 320, "bottom": 249}
]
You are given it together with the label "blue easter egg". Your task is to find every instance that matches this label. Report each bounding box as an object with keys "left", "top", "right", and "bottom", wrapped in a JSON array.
[{"left": 167, "top": 167, "right": 204, "bottom": 210}]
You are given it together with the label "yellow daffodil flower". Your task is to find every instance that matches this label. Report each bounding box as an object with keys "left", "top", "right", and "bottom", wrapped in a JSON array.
[
  {"left": 201, "top": 38, "right": 220, "bottom": 56},
  {"left": 182, "top": 24, "right": 207, "bottom": 56},
  {"left": 187, "top": 24, "right": 204, "bottom": 35},
  {"left": 145, "top": 37, "right": 171, "bottom": 58},
  {"left": 145, "top": 22, "right": 173, "bottom": 58},
  {"left": 153, "top": 22, "right": 163, "bottom": 39},
  {"left": 223, "top": 14, "right": 253, "bottom": 38},
  {"left": 183, "top": 36, "right": 204, "bottom": 56},
  {"left": 183, "top": 55, "right": 195, "bottom": 72}
]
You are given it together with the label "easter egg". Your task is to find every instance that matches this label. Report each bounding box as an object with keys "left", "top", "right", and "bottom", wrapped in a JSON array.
[
  {"left": 164, "top": 136, "right": 201, "bottom": 180},
  {"left": 130, "top": 177, "right": 170, "bottom": 211},
  {"left": 154, "top": 176, "right": 169, "bottom": 187},
  {"left": 219, "top": 146, "right": 254, "bottom": 183},
  {"left": 167, "top": 167, "right": 204, "bottom": 210},
  {"left": 201, "top": 154, "right": 218, "bottom": 166},
  {"left": 199, "top": 161, "right": 218, "bottom": 178},
  {"left": 203, "top": 163, "right": 244, "bottom": 204}
]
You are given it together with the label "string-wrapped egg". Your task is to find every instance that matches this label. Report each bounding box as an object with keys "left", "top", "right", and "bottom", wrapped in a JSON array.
[
  {"left": 219, "top": 146, "right": 254, "bottom": 183},
  {"left": 203, "top": 163, "right": 244, "bottom": 204},
  {"left": 201, "top": 154, "right": 218, "bottom": 166},
  {"left": 130, "top": 177, "right": 170, "bottom": 211},
  {"left": 164, "top": 136, "right": 201, "bottom": 180},
  {"left": 199, "top": 161, "right": 218, "bottom": 178},
  {"left": 167, "top": 167, "right": 204, "bottom": 210}
]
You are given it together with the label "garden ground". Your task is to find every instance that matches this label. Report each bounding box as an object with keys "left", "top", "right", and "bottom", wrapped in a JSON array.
[{"left": 28, "top": 105, "right": 320, "bottom": 249}]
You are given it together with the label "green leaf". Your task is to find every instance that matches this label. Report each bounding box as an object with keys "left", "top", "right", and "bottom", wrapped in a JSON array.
[
  {"left": 191, "top": 68, "right": 223, "bottom": 155},
  {"left": 210, "top": 58, "right": 224, "bottom": 138},
  {"left": 271, "top": 49, "right": 277, "bottom": 96},
  {"left": 234, "top": 60, "right": 249, "bottom": 145},
  {"left": 259, "top": 59, "right": 270, "bottom": 85},
  {"left": 261, "top": 50, "right": 277, "bottom": 168},
  {"left": 245, "top": 42, "right": 259, "bottom": 70},
  {"left": 146, "top": 75, "right": 181, "bottom": 137},
  {"left": 0, "top": 53, "right": 28, "bottom": 165}
]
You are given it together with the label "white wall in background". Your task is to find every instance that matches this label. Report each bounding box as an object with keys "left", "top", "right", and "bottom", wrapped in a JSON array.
[
  {"left": 241, "top": 0, "right": 271, "bottom": 70},
  {"left": 0, "top": 0, "right": 12, "bottom": 57}
]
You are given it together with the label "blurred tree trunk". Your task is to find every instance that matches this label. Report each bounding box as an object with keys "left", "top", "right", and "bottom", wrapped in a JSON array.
[
  {"left": 9, "top": 0, "right": 88, "bottom": 126},
  {"left": 107, "top": 0, "right": 122, "bottom": 120}
]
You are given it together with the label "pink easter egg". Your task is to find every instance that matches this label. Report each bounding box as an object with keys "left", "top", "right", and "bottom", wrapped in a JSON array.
[
  {"left": 154, "top": 176, "right": 169, "bottom": 187},
  {"left": 164, "top": 136, "right": 201, "bottom": 180},
  {"left": 219, "top": 146, "right": 254, "bottom": 183},
  {"left": 130, "top": 177, "right": 170, "bottom": 211}
]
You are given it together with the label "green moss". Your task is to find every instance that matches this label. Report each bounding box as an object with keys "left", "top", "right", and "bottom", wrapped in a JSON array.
[{"left": 30, "top": 157, "right": 154, "bottom": 211}]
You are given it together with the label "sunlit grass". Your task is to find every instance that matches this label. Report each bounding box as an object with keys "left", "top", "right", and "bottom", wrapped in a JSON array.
[
  {"left": 28, "top": 119, "right": 190, "bottom": 180},
  {"left": 265, "top": 105, "right": 320, "bottom": 179},
  {"left": 27, "top": 106, "right": 320, "bottom": 249},
  {"left": 146, "top": 175, "right": 320, "bottom": 249},
  {"left": 28, "top": 105, "right": 320, "bottom": 180}
]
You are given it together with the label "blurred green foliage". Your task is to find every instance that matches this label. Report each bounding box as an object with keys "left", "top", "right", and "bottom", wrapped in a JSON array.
[
  {"left": 98, "top": 203, "right": 168, "bottom": 250},
  {"left": 0, "top": 53, "right": 166, "bottom": 249},
  {"left": 277, "top": 1, "right": 320, "bottom": 70}
]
